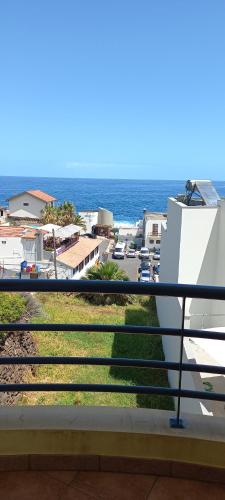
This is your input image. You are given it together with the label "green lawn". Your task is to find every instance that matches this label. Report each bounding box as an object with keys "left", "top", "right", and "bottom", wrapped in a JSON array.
[{"left": 20, "top": 293, "right": 173, "bottom": 409}]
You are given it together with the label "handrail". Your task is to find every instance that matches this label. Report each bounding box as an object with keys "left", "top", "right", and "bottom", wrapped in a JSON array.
[
  {"left": 1, "top": 278, "right": 225, "bottom": 429},
  {"left": 1, "top": 279, "right": 225, "bottom": 300}
]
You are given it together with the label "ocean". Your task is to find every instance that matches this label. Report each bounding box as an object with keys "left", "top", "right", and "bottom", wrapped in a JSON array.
[{"left": 0, "top": 176, "right": 225, "bottom": 224}]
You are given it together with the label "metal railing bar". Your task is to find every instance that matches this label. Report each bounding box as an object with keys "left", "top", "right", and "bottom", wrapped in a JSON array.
[
  {"left": 0, "top": 383, "right": 225, "bottom": 402},
  {"left": 174, "top": 297, "right": 186, "bottom": 428},
  {"left": 0, "top": 357, "right": 225, "bottom": 376},
  {"left": 0, "top": 323, "right": 178, "bottom": 335},
  {"left": 0, "top": 357, "right": 172, "bottom": 368},
  {"left": 1, "top": 323, "right": 225, "bottom": 341},
  {"left": 1, "top": 279, "right": 225, "bottom": 300}
]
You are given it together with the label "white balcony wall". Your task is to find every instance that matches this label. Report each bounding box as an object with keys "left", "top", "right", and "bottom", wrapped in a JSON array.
[{"left": 156, "top": 197, "right": 225, "bottom": 414}]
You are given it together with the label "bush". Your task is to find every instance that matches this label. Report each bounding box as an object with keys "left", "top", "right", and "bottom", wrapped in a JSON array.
[
  {"left": 81, "top": 261, "right": 133, "bottom": 306},
  {"left": 0, "top": 293, "right": 26, "bottom": 323},
  {"left": 81, "top": 292, "right": 134, "bottom": 306}
]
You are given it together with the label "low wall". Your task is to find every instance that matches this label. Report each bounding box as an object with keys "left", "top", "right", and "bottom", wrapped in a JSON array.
[{"left": 0, "top": 407, "right": 225, "bottom": 481}]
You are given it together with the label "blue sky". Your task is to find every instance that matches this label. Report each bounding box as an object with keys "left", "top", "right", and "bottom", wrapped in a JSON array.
[{"left": 0, "top": 1, "right": 224, "bottom": 180}]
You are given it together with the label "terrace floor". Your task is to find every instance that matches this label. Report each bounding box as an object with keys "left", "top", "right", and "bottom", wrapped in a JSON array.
[{"left": 1, "top": 470, "right": 225, "bottom": 500}]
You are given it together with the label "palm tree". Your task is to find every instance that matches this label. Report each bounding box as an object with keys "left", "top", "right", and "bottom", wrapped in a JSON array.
[
  {"left": 83, "top": 261, "right": 131, "bottom": 305},
  {"left": 71, "top": 213, "right": 85, "bottom": 230},
  {"left": 41, "top": 205, "right": 58, "bottom": 224},
  {"left": 57, "top": 201, "right": 75, "bottom": 226},
  {"left": 41, "top": 202, "right": 86, "bottom": 230},
  {"left": 86, "top": 261, "right": 129, "bottom": 281}
]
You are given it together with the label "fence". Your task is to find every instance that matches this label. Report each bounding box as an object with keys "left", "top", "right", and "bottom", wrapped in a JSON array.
[{"left": 0, "top": 279, "right": 225, "bottom": 428}]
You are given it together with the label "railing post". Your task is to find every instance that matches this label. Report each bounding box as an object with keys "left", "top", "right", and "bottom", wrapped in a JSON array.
[{"left": 170, "top": 296, "right": 186, "bottom": 428}]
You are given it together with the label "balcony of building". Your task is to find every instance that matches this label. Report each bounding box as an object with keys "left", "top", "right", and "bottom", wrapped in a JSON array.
[
  {"left": 148, "top": 232, "right": 162, "bottom": 237},
  {"left": 44, "top": 226, "right": 80, "bottom": 256},
  {"left": 1, "top": 280, "right": 225, "bottom": 498}
]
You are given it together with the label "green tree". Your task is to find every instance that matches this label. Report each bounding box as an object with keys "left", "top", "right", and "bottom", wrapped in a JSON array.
[
  {"left": 82, "top": 261, "right": 132, "bottom": 305},
  {"left": 86, "top": 261, "right": 129, "bottom": 281},
  {"left": 40, "top": 205, "right": 58, "bottom": 224},
  {"left": 72, "top": 214, "right": 87, "bottom": 230},
  {"left": 41, "top": 202, "right": 86, "bottom": 230},
  {"left": 58, "top": 201, "right": 76, "bottom": 226}
]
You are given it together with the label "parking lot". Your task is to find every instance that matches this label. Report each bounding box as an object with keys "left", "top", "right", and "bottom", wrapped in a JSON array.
[
  {"left": 108, "top": 251, "right": 160, "bottom": 281},
  {"left": 108, "top": 253, "right": 139, "bottom": 280}
]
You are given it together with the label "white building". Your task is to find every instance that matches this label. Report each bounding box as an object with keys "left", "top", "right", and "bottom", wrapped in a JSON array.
[
  {"left": 142, "top": 211, "right": 167, "bottom": 250},
  {"left": 157, "top": 187, "right": 225, "bottom": 415},
  {"left": 0, "top": 206, "right": 7, "bottom": 224},
  {"left": 78, "top": 211, "right": 99, "bottom": 234},
  {"left": 79, "top": 208, "right": 113, "bottom": 234},
  {"left": 56, "top": 236, "right": 100, "bottom": 279},
  {"left": 8, "top": 190, "right": 56, "bottom": 224},
  {"left": 117, "top": 222, "right": 143, "bottom": 248},
  {"left": 0, "top": 226, "right": 44, "bottom": 269}
]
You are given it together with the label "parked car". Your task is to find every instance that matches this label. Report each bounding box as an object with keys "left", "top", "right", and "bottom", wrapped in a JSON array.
[
  {"left": 113, "top": 242, "right": 126, "bottom": 259},
  {"left": 126, "top": 248, "right": 136, "bottom": 258},
  {"left": 154, "top": 264, "right": 160, "bottom": 274},
  {"left": 139, "top": 247, "right": 150, "bottom": 260},
  {"left": 153, "top": 250, "right": 160, "bottom": 260},
  {"left": 138, "top": 261, "right": 150, "bottom": 272},
  {"left": 139, "top": 270, "right": 153, "bottom": 282}
]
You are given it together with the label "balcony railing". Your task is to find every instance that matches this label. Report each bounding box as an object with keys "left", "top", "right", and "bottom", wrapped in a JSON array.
[{"left": 1, "top": 279, "right": 225, "bottom": 429}]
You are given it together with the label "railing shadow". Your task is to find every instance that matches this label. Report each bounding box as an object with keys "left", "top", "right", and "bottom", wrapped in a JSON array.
[{"left": 110, "top": 297, "right": 174, "bottom": 410}]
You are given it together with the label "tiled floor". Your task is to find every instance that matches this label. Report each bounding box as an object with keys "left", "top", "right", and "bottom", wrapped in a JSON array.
[{"left": 0, "top": 471, "right": 225, "bottom": 500}]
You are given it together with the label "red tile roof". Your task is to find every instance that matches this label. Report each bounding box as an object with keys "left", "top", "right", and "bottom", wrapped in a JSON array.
[
  {"left": 0, "top": 226, "right": 45, "bottom": 239},
  {"left": 27, "top": 190, "right": 56, "bottom": 202},
  {"left": 56, "top": 237, "right": 100, "bottom": 268}
]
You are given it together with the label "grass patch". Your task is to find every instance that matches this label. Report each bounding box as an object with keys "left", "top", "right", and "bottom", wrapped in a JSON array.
[{"left": 20, "top": 293, "right": 173, "bottom": 410}]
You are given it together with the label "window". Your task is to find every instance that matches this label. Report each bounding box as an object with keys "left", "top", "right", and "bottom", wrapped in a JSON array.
[
  {"left": 149, "top": 239, "right": 154, "bottom": 244},
  {"left": 0, "top": 210, "right": 3, "bottom": 217},
  {"left": 156, "top": 239, "right": 161, "bottom": 244},
  {"left": 23, "top": 202, "right": 29, "bottom": 206},
  {"left": 79, "top": 261, "right": 84, "bottom": 272},
  {"left": 1, "top": 241, "right": 6, "bottom": 244},
  {"left": 152, "top": 223, "right": 158, "bottom": 235},
  {"left": 85, "top": 256, "right": 89, "bottom": 265},
  {"left": 90, "top": 250, "right": 95, "bottom": 259},
  {"left": 94, "top": 247, "right": 99, "bottom": 255},
  {"left": 73, "top": 266, "right": 78, "bottom": 275}
]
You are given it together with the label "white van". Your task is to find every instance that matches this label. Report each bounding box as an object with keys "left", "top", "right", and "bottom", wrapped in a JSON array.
[
  {"left": 113, "top": 242, "right": 126, "bottom": 259},
  {"left": 139, "top": 247, "right": 150, "bottom": 260}
]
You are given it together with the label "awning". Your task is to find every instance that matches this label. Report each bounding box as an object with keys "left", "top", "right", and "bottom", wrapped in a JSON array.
[{"left": 55, "top": 224, "right": 81, "bottom": 239}]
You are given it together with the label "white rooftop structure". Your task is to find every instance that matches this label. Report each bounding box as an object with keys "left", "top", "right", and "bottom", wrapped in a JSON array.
[
  {"left": 9, "top": 209, "right": 39, "bottom": 219},
  {"left": 55, "top": 224, "right": 81, "bottom": 239},
  {"left": 41, "top": 224, "right": 61, "bottom": 233}
]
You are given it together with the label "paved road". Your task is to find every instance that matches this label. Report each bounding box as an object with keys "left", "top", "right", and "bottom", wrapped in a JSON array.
[
  {"left": 108, "top": 252, "right": 160, "bottom": 281},
  {"left": 108, "top": 253, "right": 139, "bottom": 280},
  {"left": 100, "top": 242, "right": 160, "bottom": 281}
]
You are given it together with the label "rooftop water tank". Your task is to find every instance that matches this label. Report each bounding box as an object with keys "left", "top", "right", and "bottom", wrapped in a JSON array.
[{"left": 98, "top": 208, "right": 113, "bottom": 226}]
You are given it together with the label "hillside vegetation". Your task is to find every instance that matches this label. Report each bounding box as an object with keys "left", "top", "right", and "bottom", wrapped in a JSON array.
[{"left": 21, "top": 293, "right": 173, "bottom": 410}]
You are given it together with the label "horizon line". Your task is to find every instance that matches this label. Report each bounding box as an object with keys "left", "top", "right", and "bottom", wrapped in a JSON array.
[{"left": 0, "top": 175, "right": 224, "bottom": 183}]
